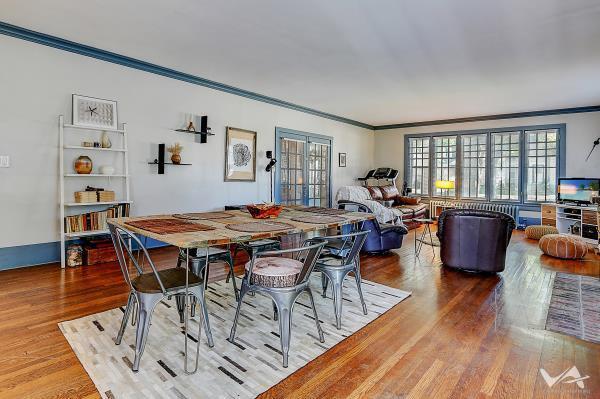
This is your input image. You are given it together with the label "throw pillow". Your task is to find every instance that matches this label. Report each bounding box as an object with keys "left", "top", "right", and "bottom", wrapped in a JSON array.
[{"left": 367, "top": 186, "right": 383, "bottom": 200}]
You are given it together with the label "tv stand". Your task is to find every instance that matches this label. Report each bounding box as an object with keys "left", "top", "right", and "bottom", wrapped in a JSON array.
[{"left": 541, "top": 203, "right": 598, "bottom": 244}]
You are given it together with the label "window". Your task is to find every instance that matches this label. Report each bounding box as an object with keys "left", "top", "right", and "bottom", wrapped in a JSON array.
[
  {"left": 408, "top": 137, "right": 430, "bottom": 195},
  {"left": 432, "top": 136, "right": 457, "bottom": 196},
  {"left": 404, "top": 124, "right": 564, "bottom": 205},
  {"left": 525, "top": 129, "right": 558, "bottom": 202},
  {"left": 461, "top": 134, "right": 487, "bottom": 199},
  {"left": 491, "top": 131, "right": 520, "bottom": 201}
]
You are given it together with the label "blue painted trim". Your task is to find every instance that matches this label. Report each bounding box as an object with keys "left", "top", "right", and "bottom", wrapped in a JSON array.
[
  {"left": 0, "top": 21, "right": 373, "bottom": 130},
  {"left": 375, "top": 106, "right": 600, "bottom": 130},
  {"left": 0, "top": 242, "right": 60, "bottom": 270},
  {"left": 0, "top": 236, "right": 169, "bottom": 270}
]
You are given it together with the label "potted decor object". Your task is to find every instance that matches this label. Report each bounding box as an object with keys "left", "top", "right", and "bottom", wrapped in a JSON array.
[
  {"left": 246, "top": 203, "right": 283, "bottom": 219},
  {"left": 100, "top": 131, "right": 112, "bottom": 148},
  {"left": 167, "top": 143, "right": 183, "bottom": 164},
  {"left": 74, "top": 155, "right": 93, "bottom": 174}
]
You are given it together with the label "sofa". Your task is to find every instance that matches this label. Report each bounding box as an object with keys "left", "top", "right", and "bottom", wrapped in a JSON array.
[
  {"left": 437, "top": 209, "right": 516, "bottom": 273},
  {"left": 335, "top": 185, "right": 428, "bottom": 227},
  {"left": 337, "top": 200, "right": 408, "bottom": 253}
]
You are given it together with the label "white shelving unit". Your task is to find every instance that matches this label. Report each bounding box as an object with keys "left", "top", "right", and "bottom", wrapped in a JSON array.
[{"left": 59, "top": 115, "right": 132, "bottom": 268}]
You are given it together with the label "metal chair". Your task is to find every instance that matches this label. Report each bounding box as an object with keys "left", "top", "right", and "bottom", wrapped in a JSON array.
[
  {"left": 109, "top": 224, "right": 214, "bottom": 372},
  {"left": 174, "top": 246, "right": 239, "bottom": 321},
  {"left": 315, "top": 230, "right": 370, "bottom": 329},
  {"left": 228, "top": 239, "right": 326, "bottom": 368}
]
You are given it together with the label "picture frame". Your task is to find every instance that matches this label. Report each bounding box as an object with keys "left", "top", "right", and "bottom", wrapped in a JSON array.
[
  {"left": 225, "top": 127, "right": 257, "bottom": 182},
  {"left": 72, "top": 94, "right": 118, "bottom": 130},
  {"left": 339, "top": 152, "right": 347, "bottom": 167}
]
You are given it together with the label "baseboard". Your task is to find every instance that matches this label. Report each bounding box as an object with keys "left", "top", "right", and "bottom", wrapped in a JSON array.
[{"left": 0, "top": 236, "right": 169, "bottom": 271}]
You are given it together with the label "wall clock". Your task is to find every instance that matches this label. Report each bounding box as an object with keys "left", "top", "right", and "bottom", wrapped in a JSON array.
[{"left": 72, "top": 94, "right": 118, "bottom": 130}]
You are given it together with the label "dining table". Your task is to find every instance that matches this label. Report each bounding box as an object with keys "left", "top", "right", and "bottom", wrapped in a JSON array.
[{"left": 107, "top": 205, "right": 374, "bottom": 373}]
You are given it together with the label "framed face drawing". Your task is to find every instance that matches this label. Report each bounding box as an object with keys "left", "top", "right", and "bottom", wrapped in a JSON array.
[{"left": 225, "top": 127, "right": 257, "bottom": 182}]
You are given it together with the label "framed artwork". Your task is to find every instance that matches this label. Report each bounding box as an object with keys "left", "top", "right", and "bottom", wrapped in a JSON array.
[
  {"left": 339, "top": 152, "right": 347, "bottom": 167},
  {"left": 72, "top": 94, "right": 118, "bottom": 130},
  {"left": 225, "top": 127, "right": 257, "bottom": 182}
]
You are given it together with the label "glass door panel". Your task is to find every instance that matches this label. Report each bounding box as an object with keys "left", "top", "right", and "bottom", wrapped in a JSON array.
[
  {"left": 279, "top": 138, "right": 305, "bottom": 205},
  {"left": 308, "top": 141, "right": 330, "bottom": 206}
]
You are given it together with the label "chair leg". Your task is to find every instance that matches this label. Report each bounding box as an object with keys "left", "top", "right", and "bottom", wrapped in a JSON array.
[
  {"left": 306, "top": 287, "right": 325, "bottom": 343},
  {"left": 175, "top": 294, "right": 186, "bottom": 323},
  {"left": 225, "top": 253, "right": 239, "bottom": 301},
  {"left": 272, "top": 292, "right": 296, "bottom": 368},
  {"left": 354, "top": 265, "right": 368, "bottom": 315},
  {"left": 228, "top": 282, "right": 249, "bottom": 343},
  {"left": 324, "top": 269, "right": 346, "bottom": 330},
  {"left": 116, "top": 292, "right": 134, "bottom": 345},
  {"left": 321, "top": 272, "right": 329, "bottom": 298},
  {"left": 132, "top": 292, "right": 162, "bottom": 372},
  {"left": 187, "top": 286, "right": 214, "bottom": 348}
]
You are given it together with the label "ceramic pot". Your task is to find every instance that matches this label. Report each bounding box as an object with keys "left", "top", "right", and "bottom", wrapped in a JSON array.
[
  {"left": 74, "top": 155, "right": 93, "bottom": 174},
  {"left": 171, "top": 154, "right": 181, "bottom": 164}
]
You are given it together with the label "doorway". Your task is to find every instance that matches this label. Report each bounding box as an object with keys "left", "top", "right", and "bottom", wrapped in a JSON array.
[{"left": 274, "top": 127, "right": 332, "bottom": 206}]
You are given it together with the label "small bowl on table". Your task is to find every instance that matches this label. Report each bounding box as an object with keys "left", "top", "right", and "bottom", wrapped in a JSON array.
[{"left": 246, "top": 204, "right": 283, "bottom": 219}]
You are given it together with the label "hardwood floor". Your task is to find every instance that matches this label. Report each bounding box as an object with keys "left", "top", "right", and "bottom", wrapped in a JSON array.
[{"left": 0, "top": 230, "right": 598, "bottom": 398}]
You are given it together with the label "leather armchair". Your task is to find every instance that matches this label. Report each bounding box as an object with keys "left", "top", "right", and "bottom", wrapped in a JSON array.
[
  {"left": 337, "top": 200, "right": 408, "bottom": 253},
  {"left": 437, "top": 209, "right": 516, "bottom": 272}
]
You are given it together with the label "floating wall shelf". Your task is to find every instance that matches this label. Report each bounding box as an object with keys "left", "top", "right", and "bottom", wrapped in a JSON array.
[
  {"left": 150, "top": 143, "right": 191, "bottom": 174},
  {"left": 173, "top": 115, "right": 213, "bottom": 143}
]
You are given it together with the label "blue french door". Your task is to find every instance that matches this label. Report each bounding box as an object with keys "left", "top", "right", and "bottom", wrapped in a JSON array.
[{"left": 275, "top": 128, "right": 332, "bottom": 206}]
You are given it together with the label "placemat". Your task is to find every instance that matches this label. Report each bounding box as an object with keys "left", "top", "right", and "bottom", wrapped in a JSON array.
[
  {"left": 301, "top": 206, "right": 350, "bottom": 215},
  {"left": 225, "top": 221, "right": 295, "bottom": 233},
  {"left": 172, "top": 212, "right": 234, "bottom": 220},
  {"left": 291, "top": 215, "right": 347, "bottom": 224},
  {"left": 125, "top": 218, "right": 216, "bottom": 234}
]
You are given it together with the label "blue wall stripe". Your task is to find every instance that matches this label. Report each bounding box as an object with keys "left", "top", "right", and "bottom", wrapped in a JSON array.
[
  {"left": 0, "top": 237, "right": 169, "bottom": 271},
  {"left": 0, "top": 21, "right": 373, "bottom": 130},
  {"left": 375, "top": 105, "right": 600, "bottom": 130}
]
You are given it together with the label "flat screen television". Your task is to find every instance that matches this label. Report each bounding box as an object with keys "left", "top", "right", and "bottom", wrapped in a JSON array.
[{"left": 557, "top": 178, "right": 600, "bottom": 204}]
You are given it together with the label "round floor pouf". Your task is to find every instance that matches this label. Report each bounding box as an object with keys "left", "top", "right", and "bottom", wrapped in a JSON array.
[
  {"left": 525, "top": 225, "right": 559, "bottom": 240},
  {"left": 539, "top": 234, "right": 588, "bottom": 259}
]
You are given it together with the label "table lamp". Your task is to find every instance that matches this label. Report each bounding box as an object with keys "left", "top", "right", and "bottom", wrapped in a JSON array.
[{"left": 435, "top": 180, "right": 455, "bottom": 202}]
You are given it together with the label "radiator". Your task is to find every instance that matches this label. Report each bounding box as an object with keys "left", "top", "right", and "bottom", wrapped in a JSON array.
[{"left": 429, "top": 200, "right": 519, "bottom": 220}]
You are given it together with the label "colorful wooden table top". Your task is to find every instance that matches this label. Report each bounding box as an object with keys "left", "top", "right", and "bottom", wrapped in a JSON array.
[{"left": 108, "top": 206, "right": 374, "bottom": 248}]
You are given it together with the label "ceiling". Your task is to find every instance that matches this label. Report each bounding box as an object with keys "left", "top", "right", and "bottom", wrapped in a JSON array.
[{"left": 2, "top": 0, "right": 600, "bottom": 126}]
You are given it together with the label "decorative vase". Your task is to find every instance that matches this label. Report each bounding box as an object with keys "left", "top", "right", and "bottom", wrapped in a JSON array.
[
  {"left": 171, "top": 154, "right": 181, "bottom": 164},
  {"left": 101, "top": 132, "right": 112, "bottom": 148},
  {"left": 74, "top": 155, "right": 93, "bottom": 174},
  {"left": 99, "top": 165, "right": 115, "bottom": 175}
]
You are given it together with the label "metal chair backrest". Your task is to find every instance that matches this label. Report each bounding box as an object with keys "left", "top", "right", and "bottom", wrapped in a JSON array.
[
  {"left": 109, "top": 224, "right": 167, "bottom": 294},
  {"left": 319, "top": 230, "right": 369, "bottom": 266},
  {"left": 247, "top": 239, "right": 326, "bottom": 287}
]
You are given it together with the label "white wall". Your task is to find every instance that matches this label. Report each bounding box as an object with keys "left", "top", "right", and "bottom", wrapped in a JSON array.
[
  {"left": 375, "top": 112, "right": 600, "bottom": 185},
  {"left": 0, "top": 36, "right": 374, "bottom": 248}
]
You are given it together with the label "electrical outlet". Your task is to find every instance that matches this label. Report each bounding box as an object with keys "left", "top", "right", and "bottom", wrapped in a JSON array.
[{"left": 0, "top": 155, "right": 10, "bottom": 168}]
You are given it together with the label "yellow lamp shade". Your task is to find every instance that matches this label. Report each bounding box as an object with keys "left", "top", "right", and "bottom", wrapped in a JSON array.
[{"left": 435, "top": 180, "right": 455, "bottom": 189}]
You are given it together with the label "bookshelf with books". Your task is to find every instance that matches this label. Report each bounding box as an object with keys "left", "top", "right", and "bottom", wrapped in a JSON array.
[{"left": 59, "top": 115, "right": 132, "bottom": 268}]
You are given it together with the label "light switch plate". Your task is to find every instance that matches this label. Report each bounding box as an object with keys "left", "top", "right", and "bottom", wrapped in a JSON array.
[{"left": 0, "top": 155, "right": 10, "bottom": 168}]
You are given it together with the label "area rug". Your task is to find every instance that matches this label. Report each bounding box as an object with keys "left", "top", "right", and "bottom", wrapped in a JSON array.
[
  {"left": 59, "top": 275, "right": 411, "bottom": 399},
  {"left": 545, "top": 272, "right": 600, "bottom": 344}
]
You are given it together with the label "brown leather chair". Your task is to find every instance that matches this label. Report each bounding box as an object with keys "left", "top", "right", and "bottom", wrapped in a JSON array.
[{"left": 437, "top": 209, "right": 516, "bottom": 273}]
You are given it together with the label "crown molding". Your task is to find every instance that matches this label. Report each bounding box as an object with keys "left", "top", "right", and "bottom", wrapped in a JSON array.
[
  {"left": 0, "top": 21, "right": 374, "bottom": 130},
  {"left": 2, "top": 21, "right": 600, "bottom": 132},
  {"left": 374, "top": 105, "right": 600, "bottom": 130}
]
